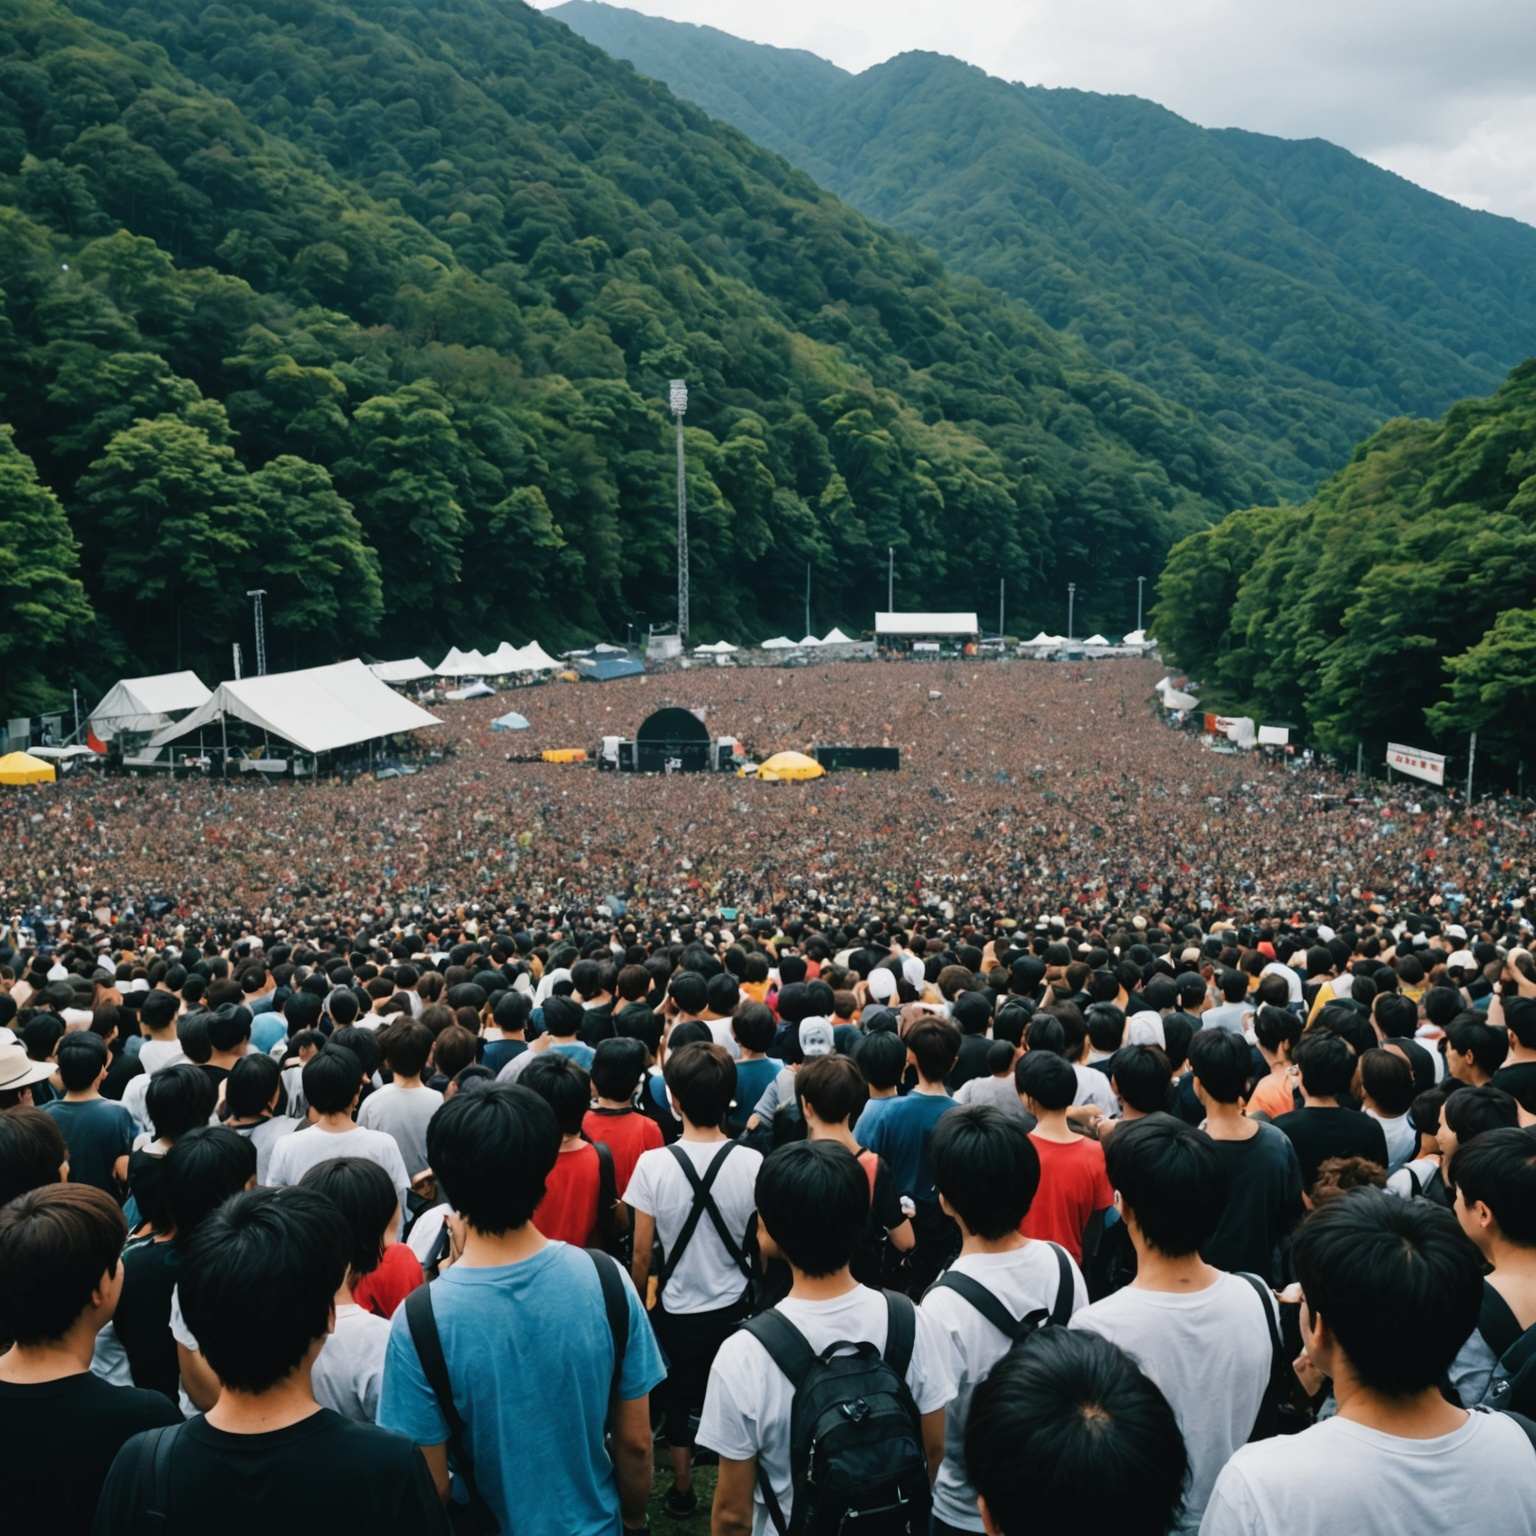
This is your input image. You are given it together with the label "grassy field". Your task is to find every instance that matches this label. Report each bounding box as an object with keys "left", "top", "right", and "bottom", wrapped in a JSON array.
[{"left": 646, "top": 1453, "right": 716, "bottom": 1536}]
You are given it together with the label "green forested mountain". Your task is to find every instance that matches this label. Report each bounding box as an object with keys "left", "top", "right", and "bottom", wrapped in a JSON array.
[
  {"left": 0, "top": 0, "right": 1264, "bottom": 714},
  {"left": 553, "top": 2, "right": 1536, "bottom": 498},
  {"left": 1152, "top": 360, "right": 1536, "bottom": 775}
]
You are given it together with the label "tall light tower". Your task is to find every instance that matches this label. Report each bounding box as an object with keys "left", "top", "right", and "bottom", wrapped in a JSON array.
[
  {"left": 669, "top": 379, "right": 689, "bottom": 643},
  {"left": 887, "top": 546, "right": 894, "bottom": 613},
  {"left": 1067, "top": 582, "right": 1076, "bottom": 642},
  {"left": 245, "top": 589, "right": 268, "bottom": 676},
  {"left": 1136, "top": 575, "right": 1146, "bottom": 632}
]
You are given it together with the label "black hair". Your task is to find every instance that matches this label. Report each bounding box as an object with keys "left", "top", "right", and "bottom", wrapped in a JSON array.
[
  {"left": 1112, "top": 1045, "right": 1173, "bottom": 1115},
  {"left": 756, "top": 1140, "right": 866, "bottom": 1276},
  {"left": 1449, "top": 1127, "right": 1536, "bottom": 1246},
  {"left": 1187, "top": 1028, "right": 1251, "bottom": 1104},
  {"left": 1252, "top": 1004, "right": 1301, "bottom": 1056},
  {"left": 931, "top": 1106, "right": 1041, "bottom": 1238},
  {"left": 1292, "top": 1189, "right": 1483, "bottom": 1396},
  {"left": 731, "top": 1002, "right": 777, "bottom": 1054},
  {"left": 302, "top": 1045, "right": 363, "bottom": 1115},
  {"left": 1446, "top": 1016, "right": 1510, "bottom": 1079},
  {"left": 965, "top": 1329, "right": 1188, "bottom": 1536},
  {"left": 907, "top": 1019, "right": 961, "bottom": 1083},
  {"left": 1024, "top": 1014, "right": 1067, "bottom": 1058},
  {"left": 140, "top": 991, "right": 178, "bottom": 1034},
  {"left": 1443, "top": 1083, "right": 1520, "bottom": 1144},
  {"left": 795, "top": 1055, "right": 868, "bottom": 1127},
  {"left": 56, "top": 1031, "right": 108, "bottom": 1093},
  {"left": 1105, "top": 1114, "right": 1225, "bottom": 1256},
  {"left": 1086, "top": 1004, "right": 1126, "bottom": 1055},
  {"left": 854, "top": 1029, "right": 907, "bottom": 1090},
  {"left": 1360, "top": 1047, "right": 1414, "bottom": 1117},
  {"left": 1016, "top": 1049, "right": 1076, "bottom": 1111},
  {"left": 1374, "top": 992, "right": 1418, "bottom": 1041},
  {"left": 667, "top": 971, "right": 708, "bottom": 1017},
  {"left": 540, "top": 996, "right": 582, "bottom": 1039},
  {"left": 180, "top": 1187, "right": 348, "bottom": 1393},
  {"left": 165, "top": 1125, "right": 257, "bottom": 1241},
  {"left": 0, "top": 1184, "right": 126, "bottom": 1345},
  {"left": 206, "top": 1004, "right": 252, "bottom": 1054},
  {"left": 146, "top": 1062, "right": 217, "bottom": 1142},
  {"left": 0, "top": 1107, "right": 67, "bottom": 1207},
  {"left": 706, "top": 971, "right": 740, "bottom": 1015},
  {"left": 427, "top": 1085, "right": 559, "bottom": 1235},
  {"left": 521, "top": 1052, "right": 592, "bottom": 1137},
  {"left": 330, "top": 1025, "right": 379, "bottom": 1078},
  {"left": 1293, "top": 1029, "right": 1354, "bottom": 1098},
  {"left": 663, "top": 1042, "right": 736, "bottom": 1128},
  {"left": 283, "top": 991, "right": 323, "bottom": 1033},
  {"left": 380, "top": 1019, "right": 433, "bottom": 1079},
  {"left": 1159, "top": 1014, "right": 1195, "bottom": 1073},
  {"left": 590, "top": 1036, "right": 647, "bottom": 1102},
  {"left": 492, "top": 990, "right": 530, "bottom": 1032},
  {"left": 298, "top": 1156, "right": 398, "bottom": 1279},
  {"left": 226, "top": 1053, "right": 282, "bottom": 1119}
]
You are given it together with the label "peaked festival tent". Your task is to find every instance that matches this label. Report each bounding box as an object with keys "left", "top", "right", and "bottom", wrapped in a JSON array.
[
  {"left": 820, "top": 627, "right": 854, "bottom": 645},
  {"left": 491, "top": 711, "right": 530, "bottom": 731},
  {"left": 796, "top": 634, "right": 823, "bottom": 648},
  {"left": 1083, "top": 634, "right": 1110, "bottom": 647},
  {"left": 148, "top": 660, "right": 441, "bottom": 756},
  {"left": 0, "top": 751, "right": 56, "bottom": 785},
  {"left": 435, "top": 647, "right": 490, "bottom": 678},
  {"left": 694, "top": 640, "right": 738, "bottom": 655},
  {"left": 757, "top": 751, "right": 825, "bottom": 783},
  {"left": 88, "top": 672, "right": 212, "bottom": 741},
  {"left": 513, "top": 642, "right": 561, "bottom": 672},
  {"left": 368, "top": 658, "right": 435, "bottom": 685},
  {"left": 761, "top": 636, "right": 798, "bottom": 650},
  {"left": 482, "top": 642, "right": 521, "bottom": 673},
  {"left": 1123, "top": 629, "right": 1149, "bottom": 647}
]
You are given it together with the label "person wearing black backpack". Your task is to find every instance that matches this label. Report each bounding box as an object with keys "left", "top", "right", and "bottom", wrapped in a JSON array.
[
  {"left": 627, "top": 1042, "right": 763, "bottom": 1520},
  {"left": 1448, "top": 1127, "right": 1536, "bottom": 1411},
  {"left": 699, "top": 1140, "right": 955, "bottom": 1536},
  {"left": 920, "top": 1106, "right": 1086, "bottom": 1535}
]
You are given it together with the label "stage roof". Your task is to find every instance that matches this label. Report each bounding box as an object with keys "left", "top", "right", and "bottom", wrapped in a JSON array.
[
  {"left": 874, "top": 612, "right": 979, "bottom": 637},
  {"left": 148, "top": 660, "right": 441, "bottom": 755}
]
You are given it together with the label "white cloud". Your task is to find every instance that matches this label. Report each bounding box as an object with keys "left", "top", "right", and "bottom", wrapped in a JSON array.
[{"left": 537, "top": 0, "right": 1536, "bottom": 224}]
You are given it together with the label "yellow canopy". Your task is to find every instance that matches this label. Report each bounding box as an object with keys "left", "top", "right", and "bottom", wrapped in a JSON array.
[
  {"left": 540, "top": 748, "right": 588, "bottom": 764},
  {"left": 757, "top": 750, "right": 824, "bottom": 783},
  {"left": 0, "top": 751, "right": 56, "bottom": 785}
]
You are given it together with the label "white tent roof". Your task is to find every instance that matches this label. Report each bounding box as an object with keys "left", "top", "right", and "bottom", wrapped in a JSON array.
[
  {"left": 593, "top": 642, "right": 628, "bottom": 655},
  {"left": 147, "top": 660, "right": 441, "bottom": 755},
  {"left": 513, "top": 642, "right": 560, "bottom": 672},
  {"left": 820, "top": 627, "right": 853, "bottom": 645},
  {"left": 875, "top": 612, "right": 979, "bottom": 637},
  {"left": 694, "top": 640, "right": 739, "bottom": 654},
  {"left": 483, "top": 642, "right": 521, "bottom": 673},
  {"left": 1124, "top": 629, "right": 1148, "bottom": 646},
  {"left": 88, "top": 672, "right": 211, "bottom": 740},
  {"left": 369, "top": 657, "right": 435, "bottom": 684},
  {"left": 1163, "top": 688, "right": 1199, "bottom": 711},
  {"left": 1024, "top": 631, "right": 1054, "bottom": 646},
  {"left": 761, "top": 636, "right": 798, "bottom": 650},
  {"left": 796, "top": 634, "right": 823, "bottom": 647},
  {"left": 1084, "top": 633, "right": 1110, "bottom": 646},
  {"left": 435, "top": 647, "right": 490, "bottom": 678}
]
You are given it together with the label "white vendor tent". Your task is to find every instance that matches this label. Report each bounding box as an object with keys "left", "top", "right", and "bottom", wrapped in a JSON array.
[
  {"left": 1083, "top": 633, "right": 1110, "bottom": 647},
  {"left": 436, "top": 647, "right": 490, "bottom": 678},
  {"left": 694, "top": 640, "right": 739, "bottom": 655},
  {"left": 147, "top": 660, "right": 441, "bottom": 756},
  {"left": 512, "top": 642, "right": 560, "bottom": 672},
  {"left": 88, "top": 672, "right": 212, "bottom": 741},
  {"left": 796, "top": 634, "right": 823, "bottom": 648},
  {"left": 491, "top": 711, "right": 530, "bottom": 731},
  {"left": 821, "top": 627, "right": 854, "bottom": 645},
  {"left": 483, "top": 642, "right": 521, "bottom": 673},
  {"left": 761, "top": 636, "right": 798, "bottom": 650},
  {"left": 369, "top": 658, "right": 436, "bottom": 685},
  {"left": 1162, "top": 688, "right": 1199, "bottom": 711},
  {"left": 1124, "top": 629, "right": 1149, "bottom": 647}
]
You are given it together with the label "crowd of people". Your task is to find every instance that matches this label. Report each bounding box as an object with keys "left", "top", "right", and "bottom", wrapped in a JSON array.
[{"left": 2, "top": 659, "right": 1536, "bottom": 1535}]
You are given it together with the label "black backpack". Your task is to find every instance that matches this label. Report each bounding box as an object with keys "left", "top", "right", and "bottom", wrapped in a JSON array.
[
  {"left": 925, "top": 1242, "right": 1074, "bottom": 1338},
  {"left": 741, "top": 1288, "right": 931, "bottom": 1536},
  {"left": 1480, "top": 1283, "right": 1536, "bottom": 1417}
]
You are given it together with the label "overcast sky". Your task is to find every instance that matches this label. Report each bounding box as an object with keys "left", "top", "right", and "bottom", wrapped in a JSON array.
[{"left": 539, "top": 0, "right": 1536, "bottom": 225}]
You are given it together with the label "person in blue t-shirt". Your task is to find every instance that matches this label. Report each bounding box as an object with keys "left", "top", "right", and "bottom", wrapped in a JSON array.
[
  {"left": 41, "top": 1033, "right": 134, "bottom": 1196},
  {"left": 378, "top": 1083, "right": 665, "bottom": 1536},
  {"left": 855, "top": 1018, "right": 959, "bottom": 1291}
]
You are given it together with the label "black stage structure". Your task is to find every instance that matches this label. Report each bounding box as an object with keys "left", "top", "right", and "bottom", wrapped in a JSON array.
[{"left": 635, "top": 707, "right": 713, "bottom": 773}]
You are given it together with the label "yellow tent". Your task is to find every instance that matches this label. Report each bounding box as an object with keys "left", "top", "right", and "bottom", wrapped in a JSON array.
[
  {"left": 540, "top": 748, "right": 588, "bottom": 764},
  {"left": 757, "top": 750, "right": 825, "bottom": 783},
  {"left": 0, "top": 751, "right": 56, "bottom": 785}
]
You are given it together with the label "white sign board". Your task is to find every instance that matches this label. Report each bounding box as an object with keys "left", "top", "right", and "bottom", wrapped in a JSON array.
[
  {"left": 1257, "top": 725, "right": 1289, "bottom": 746},
  {"left": 1387, "top": 742, "right": 1445, "bottom": 786}
]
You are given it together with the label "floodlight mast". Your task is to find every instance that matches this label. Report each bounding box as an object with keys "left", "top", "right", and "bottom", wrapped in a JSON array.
[{"left": 670, "top": 379, "right": 689, "bottom": 643}]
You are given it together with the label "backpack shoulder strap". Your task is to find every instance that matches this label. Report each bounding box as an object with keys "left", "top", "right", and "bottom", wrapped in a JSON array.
[
  {"left": 137, "top": 1422, "right": 182, "bottom": 1528},
  {"left": 928, "top": 1270, "right": 1025, "bottom": 1340},
  {"left": 1236, "top": 1272, "right": 1283, "bottom": 1359},
  {"left": 590, "top": 1138, "right": 617, "bottom": 1241},
  {"left": 656, "top": 1141, "right": 749, "bottom": 1290},
  {"left": 741, "top": 1306, "right": 820, "bottom": 1391},
  {"left": 882, "top": 1289, "right": 917, "bottom": 1379},
  {"left": 1479, "top": 1279, "right": 1524, "bottom": 1361},
  {"left": 1048, "top": 1242, "right": 1075, "bottom": 1327},
  {"left": 586, "top": 1248, "right": 629, "bottom": 1419},
  {"left": 404, "top": 1284, "right": 493, "bottom": 1524}
]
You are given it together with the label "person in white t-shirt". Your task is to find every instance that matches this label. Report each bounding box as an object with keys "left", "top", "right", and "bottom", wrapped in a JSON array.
[
  {"left": 1201, "top": 1188, "right": 1536, "bottom": 1536},
  {"left": 120, "top": 990, "right": 186, "bottom": 1134},
  {"left": 297, "top": 1155, "right": 395, "bottom": 1421},
  {"left": 699, "top": 1139, "right": 955, "bottom": 1536},
  {"left": 1071, "top": 1114, "right": 1276, "bottom": 1534},
  {"left": 921, "top": 1106, "right": 1087, "bottom": 1534},
  {"left": 356, "top": 1019, "right": 442, "bottom": 1177},
  {"left": 266, "top": 1046, "right": 409, "bottom": 1238},
  {"left": 627, "top": 1042, "right": 762, "bottom": 1520}
]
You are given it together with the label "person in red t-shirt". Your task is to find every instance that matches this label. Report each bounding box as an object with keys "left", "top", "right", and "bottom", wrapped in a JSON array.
[
  {"left": 522, "top": 1054, "right": 618, "bottom": 1248},
  {"left": 1016, "top": 1051, "right": 1113, "bottom": 1263},
  {"left": 583, "top": 1038, "right": 662, "bottom": 1196},
  {"left": 354, "top": 1240, "right": 425, "bottom": 1318}
]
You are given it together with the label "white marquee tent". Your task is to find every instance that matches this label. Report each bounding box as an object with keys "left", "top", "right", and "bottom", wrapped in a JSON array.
[
  {"left": 147, "top": 660, "right": 441, "bottom": 756},
  {"left": 436, "top": 647, "right": 490, "bottom": 678},
  {"left": 875, "top": 612, "right": 980, "bottom": 638},
  {"left": 369, "top": 657, "right": 435, "bottom": 685},
  {"left": 796, "top": 634, "right": 823, "bottom": 648},
  {"left": 514, "top": 642, "right": 561, "bottom": 672},
  {"left": 821, "top": 627, "right": 854, "bottom": 645},
  {"left": 761, "top": 636, "right": 798, "bottom": 650},
  {"left": 694, "top": 640, "right": 739, "bottom": 655},
  {"left": 88, "top": 672, "right": 212, "bottom": 741}
]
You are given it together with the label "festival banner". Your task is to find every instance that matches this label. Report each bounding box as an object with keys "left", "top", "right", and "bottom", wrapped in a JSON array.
[{"left": 1386, "top": 742, "right": 1445, "bottom": 786}]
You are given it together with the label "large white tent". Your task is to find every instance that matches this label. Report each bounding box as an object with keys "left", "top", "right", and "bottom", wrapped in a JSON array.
[
  {"left": 513, "top": 642, "right": 560, "bottom": 672},
  {"left": 875, "top": 612, "right": 980, "bottom": 639},
  {"left": 694, "top": 640, "right": 739, "bottom": 655},
  {"left": 88, "top": 672, "right": 211, "bottom": 741},
  {"left": 147, "top": 660, "right": 441, "bottom": 756},
  {"left": 436, "top": 647, "right": 490, "bottom": 678},
  {"left": 821, "top": 627, "right": 854, "bottom": 645},
  {"left": 761, "top": 636, "right": 798, "bottom": 650},
  {"left": 369, "top": 657, "right": 435, "bottom": 685}
]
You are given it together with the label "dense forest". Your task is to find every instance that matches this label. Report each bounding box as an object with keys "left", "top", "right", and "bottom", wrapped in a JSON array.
[
  {"left": 555, "top": 2, "right": 1536, "bottom": 499},
  {"left": 0, "top": 0, "right": 1266, "bottom": 718},
  {"left": 1152, "top": 360, "right": 1536, "bottom": 778}
]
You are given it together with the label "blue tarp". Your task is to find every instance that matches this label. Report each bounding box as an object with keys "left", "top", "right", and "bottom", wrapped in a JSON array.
[
  {"left": 491, "top": 711, "right": 530, "bottom": 731},
  {"left": 580, "top": 657, "right": 645, "bottom": 682}
]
